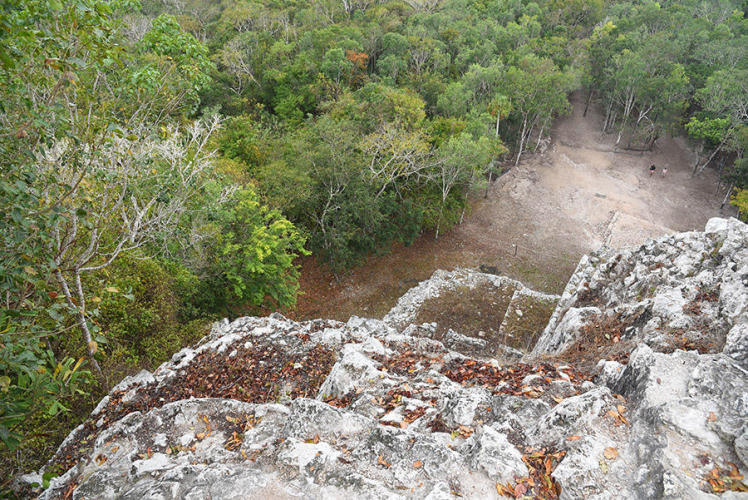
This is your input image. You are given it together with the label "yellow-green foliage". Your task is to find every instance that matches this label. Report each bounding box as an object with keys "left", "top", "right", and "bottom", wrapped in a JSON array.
[
  {"left": 732, "top": 189, "right": 748, "bottom": 221},
  {"left": 95, "top": 257, "right": 207, "bottom": 367}
]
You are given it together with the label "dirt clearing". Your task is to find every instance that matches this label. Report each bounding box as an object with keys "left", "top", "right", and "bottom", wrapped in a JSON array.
[{"left": 289, "top": 92, "right": 734, "bottom": 322}]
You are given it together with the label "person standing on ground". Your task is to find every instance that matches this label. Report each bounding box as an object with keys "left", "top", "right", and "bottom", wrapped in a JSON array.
[
  {"left": 662, "top": 167, "right": 668, "bottom": 177},
  {"left": 649, "top": 164, "right": 656, "bottom": 176}
]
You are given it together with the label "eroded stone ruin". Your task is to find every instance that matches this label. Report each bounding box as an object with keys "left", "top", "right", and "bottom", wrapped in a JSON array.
[{"left": 29, "top": 218, "right": 747, "bottom": 499}]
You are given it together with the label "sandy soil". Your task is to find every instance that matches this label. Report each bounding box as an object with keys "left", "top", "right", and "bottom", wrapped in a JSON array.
[{"left": 289, "top": 92, "right": 735, "bottom": 322}]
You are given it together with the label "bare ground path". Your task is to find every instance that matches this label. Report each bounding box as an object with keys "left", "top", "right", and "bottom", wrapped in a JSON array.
[{"left": 289, "top": 92, "right": 736, "bottom": 322}]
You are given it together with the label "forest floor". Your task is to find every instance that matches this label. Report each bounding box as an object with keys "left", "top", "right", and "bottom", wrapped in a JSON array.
[{"left": 288, "top": 92, "right": 735, "bottom": 322}]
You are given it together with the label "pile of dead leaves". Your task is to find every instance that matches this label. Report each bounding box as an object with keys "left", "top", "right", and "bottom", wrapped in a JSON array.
[
  {"left": 703, "top": 463, "right": 748, "bottom": 494},
  {"left": 496, "top": 449, "right": 567, "bottom": 499},
  {"left": 606, "top": 403, "right": 629, "bottom": 426},
  {"left": 373, "top": 349, "right": 440, "bottom": 376},
  {"left": 554, "top": 314, "right": 637, "bottom": 372},
  {"left": 695, "top": 288, "right": 719, "bottom": 303},
  {"left": 662, "top": 330, "right": 717, "bottom": 355},
  {"left": 223, "top": 414, "right": 263, "bottom": 452},
  {"left": 376, "top": 388, "right": 435, "bottom": 428},
  {"left": 323, "top": 391, "right": 356, "bottom": 408},
  {"left": 378, "top": 389, "right": 415, "bottom": 428},
  {"left": 440, "top": 359, "right": 590, "bottom": 398},
  {"left": 155, "top": 341, "right": 337, "bottom": 404},
  {"left": 577, "top": 313, "right": 631, "bottom": 345},
  {"left": 51, "top": 337, "right": 337, "bottom": 474},
  {"left": 426, "top": 414, "right": 451, "bottom": 433},
  {"left": 683, "top": 300, "right": 704, "bottom": 316},
  {"left": 403, "top": 406, "right": 427, "bottom": 424}
]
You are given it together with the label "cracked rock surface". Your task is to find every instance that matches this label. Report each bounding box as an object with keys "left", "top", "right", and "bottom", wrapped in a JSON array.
[{"left": 31, "top": 219, "right": 747, "bottom": 499}]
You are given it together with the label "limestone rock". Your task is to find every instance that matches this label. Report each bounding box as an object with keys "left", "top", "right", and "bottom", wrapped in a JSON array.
[
  {"left": 28, "top": 218, "right": 748, "bottom": 500},
  {"left": 533, "top": 217, "right": 747, "bottom": 358}
]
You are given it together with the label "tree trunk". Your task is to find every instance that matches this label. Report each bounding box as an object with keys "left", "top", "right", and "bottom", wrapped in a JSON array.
[
  {"left": 647, "top": 130, "right": 659, "bottom": 151},
  {"left": 720, "top": 183, "right": 734, "bottom": 209},
  {"left": 717, "top": 155, "right": 726, "bottom": 181},
  {"left": 691, "top": 143, "right": 705, "bottom": 176},
  {"left": 583, "top": 89, "right": 594, "bottom": 117},
  {"left": 608, "top": 111, "right": 617, "bottom": 134},
  {"left": 616, "top": 90, "right": 634, "bottom": 146},
  {"left": 627, "top": 114, "right": 642, "bottom": 149},
  {"left": 55, "top": 270, "right": 103, "bottom": 377},
  {"left": 526, "top": 119, "right": 536, "bottom": 151},
  {"left": 460, "top": 170, "right": 474, "bottom": 224},
  {"left": 495, "top": 112, "right": 500, "bottom": 137},
  {"left": 536, "top": 121, "right": 546, "bottom": 150},
  {"left": 693, "top": 133, "right": 730, "bottom": 177},
  {"left": 603, "top": 101, "right": 613, "bottom": 132},
  {"left": 515, "top": 115, "right": 528, "bottom": 166}
]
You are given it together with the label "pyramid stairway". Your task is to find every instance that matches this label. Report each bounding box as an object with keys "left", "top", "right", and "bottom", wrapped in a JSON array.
[{"left": 382, "top": 269, "right": 559, "bottom": 360}]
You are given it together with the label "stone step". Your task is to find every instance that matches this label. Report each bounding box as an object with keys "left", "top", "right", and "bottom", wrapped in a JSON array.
[
  {"left": 383, "top": 269, "right": 523, "bottom": 359},
  {"left": 497, "top": 289, "right": 560, "bottom": 353},
  {"left": 384, "top": 268, "right": 559, "bottom": 359}
]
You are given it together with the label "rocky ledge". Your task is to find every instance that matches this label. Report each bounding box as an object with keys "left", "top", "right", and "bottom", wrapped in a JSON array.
[{"left": 28, "top": 218, "right": 747, "bottom": 499}]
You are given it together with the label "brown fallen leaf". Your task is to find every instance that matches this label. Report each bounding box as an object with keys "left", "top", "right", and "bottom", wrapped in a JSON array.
[
  {"left": 413, "top": 460, "right": 423, "bottom": 468},
  {"left": 728, "top": 462, "right": 744, "bottom": 480},
  {"left": 457, "top": 425, "right": 474, "bottom": 438},
  {"left": 566, "top": 435, "right": 581, "bottom": 441},
  {"left": 603, "top": 447, "right": 618, "bottom": 460},
  {"left": 496, "top": 482, "right": 514, "bottom": 497},
  {"left": 377, "top": 455, "right": 391, "bottom": 468},
  {"left": 607, "top": 407, "right": 628, "bottom": 426}
]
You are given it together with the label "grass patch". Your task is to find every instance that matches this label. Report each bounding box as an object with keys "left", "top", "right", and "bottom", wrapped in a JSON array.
[
  {"left": 413, "top": 282, "right": 519, "bottom": 354},
  {"left": 501, "top": 294, "right": 559, "bottom": 351}
]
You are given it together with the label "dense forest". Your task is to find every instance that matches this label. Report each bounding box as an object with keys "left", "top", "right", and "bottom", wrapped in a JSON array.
[{"left": 1, "top": 0, "right": 746, "bottom": 487}]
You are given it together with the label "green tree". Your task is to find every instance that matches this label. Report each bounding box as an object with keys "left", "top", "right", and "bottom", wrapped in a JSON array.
[
  {"left": 208, "top": 188, "right": 308, "bottom": 308},
  {"left": 433, "top": 133, "right": 493, "bottom": 237},
  {"left": 321, "top": 48, "right": 354, "bottom": 86},
  {"left": 503, "top": 54, "right": 572, "bottom": 165},
  {"left": 731, "top": 188, "right": 748, "bottom": 221},
  {"left": 0, "top": 0, "right": 136, "bottom": 452},
  {"left": 137, "top": 14, "right": 215, "bottom": 115},
  {"left": 690, "top": 69, "right": 748, "bottom": 176}
]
